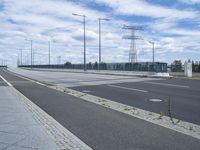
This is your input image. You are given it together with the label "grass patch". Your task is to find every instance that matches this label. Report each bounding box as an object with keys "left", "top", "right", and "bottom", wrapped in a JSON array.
[
  {"left": 124, "top": 107, "right": 132, "bottom": 111},
  {"left": 98, "top": 99, "right": 107, "bottom": 103},
  {"left": 175, "top": 75, "right": 200, "bottom": 80}
]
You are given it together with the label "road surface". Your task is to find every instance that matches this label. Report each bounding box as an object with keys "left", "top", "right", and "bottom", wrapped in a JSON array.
[
  {"left": 1, "top": 69, "right": 199, "bottom": 150},
  {"left": 72, "top": 78, "right": 200, "bottom": 125}
]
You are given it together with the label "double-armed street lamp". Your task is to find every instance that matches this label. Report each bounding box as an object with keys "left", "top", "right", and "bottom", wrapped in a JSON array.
[
  {"left": 72, "top": 13, "right": 87, "bottom": 71},
  {"left": 98, "top": 18, "right": 110, "bottom": 70}
]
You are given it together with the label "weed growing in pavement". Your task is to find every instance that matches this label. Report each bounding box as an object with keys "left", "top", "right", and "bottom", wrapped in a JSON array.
[
  {"left": 98, "top": 99, "right": 107, "bottom": 103},
  {"left": 80, "top": 94, "right": 86, "bottom": 97},
  {"left": 158, "top": 112, "right": 163, "bottom": 119},
  {"left": 168, "top": 96, "right": 180, "bottom": 125},
  {"left": 189, "top": 126, "right": 193, "bottom": 131},
  {"left": 124, "top": 107, "right": 132, "bottom": 111}
]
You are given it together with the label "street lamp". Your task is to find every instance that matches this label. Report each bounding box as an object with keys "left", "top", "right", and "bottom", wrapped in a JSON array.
[
  {"left": 149, "top": 41, "right": 155, "bottom": 72},
  {"left": 72, "top": 13, "right": 87, "bottom": 71},
  {"left": 19, "top": 49, "right": 23, "bottom": 65},
  {"left": 25, "top": 39, "right": 33, "bottom": 68},
  {"left": 48, "top": 38, "right": 57, "bottom": 65},
  {"left": 98, "top": 18, "right": 110, "bottom": 70},
  {"left": 149, "top": 41, "right": 155, "bottom": 63},
  {"left": 48, "top": 41, "right": 51, "bottom": 65}
]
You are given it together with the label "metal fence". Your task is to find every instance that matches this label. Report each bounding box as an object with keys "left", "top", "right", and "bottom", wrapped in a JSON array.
[
  {"left": 19, "top": 62, "right": 167, "bottom": 72},
  {"left": 0, "top": 66, "right": 7, "bottom": 69}
]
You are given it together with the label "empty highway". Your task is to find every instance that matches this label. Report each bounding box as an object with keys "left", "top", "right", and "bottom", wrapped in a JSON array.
[
  {"left": 0, "top": 68, "right": 200, "bottom": 149},
  {"left": 9, "top": 68, "right": 200, "bottom": 125},
  {"left": 73, "top": 78, "right": 200, "bottom": 125}
]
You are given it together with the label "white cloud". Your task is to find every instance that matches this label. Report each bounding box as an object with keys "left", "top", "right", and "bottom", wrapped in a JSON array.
[
  {"left": 94, "top": 0, "right": 198, "bottom": 19},
  {"left": 0, "top": 0, "right": 200, "bottom": 66},
  {"left": 178, "top": 0, "right": 200, "bottom": 4}
]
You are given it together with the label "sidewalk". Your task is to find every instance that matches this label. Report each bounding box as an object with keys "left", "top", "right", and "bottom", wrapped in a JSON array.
[{"left": 0, "top": 86, "right": 59, "bottom": 150}]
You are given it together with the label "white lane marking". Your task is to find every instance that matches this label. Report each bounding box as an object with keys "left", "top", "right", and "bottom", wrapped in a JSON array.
[
  {"left": 0, "top": 75, "right": 12, "bottom": 87},
  {"left": 82, "top": 90, "right": 91, "bottom": 93},
  {"left": 149, "top": 99, "right": 162, "bottom": 102},
  {"left": 4, "top": 70, "right": 46, "bottom": 86},
  {"left": 144, "top": 81, "right": 189, "bottom": 88},
  {"left": 107, "top": 84, "right": 148, "bottom": 93}
]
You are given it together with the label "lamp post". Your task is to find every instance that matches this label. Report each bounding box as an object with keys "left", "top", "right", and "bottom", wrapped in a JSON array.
[
  {"left": 98, "top": 18, "right": 110, "bottom": 70},
  {"left": 48, "top": 41, "right": 51, "bottom": 65},
  {"left": 149, "top": 41, "right": 155, "bottom": 63},
  {"left": 149, "top": 41, "right": 155, "bottom": 72},
  {"left": 30, "top": 40, "right": 33, "bottom": 67},
  {"left": 72, "top": 13, "right": 87, "bottom": 71},
  {"left": 19, "top": 49, "right": 23, "bottom": 65},
  {"left": 25, "top": 39, "right": 33, "bottom": 68}
]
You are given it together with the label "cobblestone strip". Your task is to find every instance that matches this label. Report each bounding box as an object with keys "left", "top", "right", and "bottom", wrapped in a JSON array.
[
  {"left": 9, "top": 86, "right": 93, "bottom": 150},
  {"left": 49, "top": 86, "right": 200, "bottom": 140}
]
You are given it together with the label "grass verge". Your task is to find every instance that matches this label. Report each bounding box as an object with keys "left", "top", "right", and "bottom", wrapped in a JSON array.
[{"left": 175, "top": 75, "right": 200, "bottom": 80}]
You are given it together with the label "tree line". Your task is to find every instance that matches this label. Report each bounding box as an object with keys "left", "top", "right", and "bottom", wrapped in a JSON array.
[{"left": 171, "top": 60, "right": 200, "bottom": 72}]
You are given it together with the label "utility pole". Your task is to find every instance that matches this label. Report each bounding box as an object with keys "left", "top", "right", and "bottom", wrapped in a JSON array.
[
  {"left": 25, "top": 39, "right": 33, "bottom": 67},
  {"left": 48, "top": 41, "right": 51, "bottom": 65},
  {"left": 98, "top": 18, "right": 110, "bottom": 70},
  {"left": 30, "top": 40, "right": 33, "bottom": 68},
  {"left": 18, "top": 49, "right": 23, "bottom": 65},
  {"left": 84, "top": 16, "right": 86, "bottom": 71},
  {"left": 20, "top": 49, "right": 23, "bottom": 65},
  {"left": 123, "top": 25, "right": 143, "bottom": 63},
  {"left": 72, "top": 13, "right": 87, "bottom": 71},
  {"left": 149, "top": 41, "right": 155, "bottom": 71},
  {"left": 149, "top": 41, "right": 155, "bottom": 63}
]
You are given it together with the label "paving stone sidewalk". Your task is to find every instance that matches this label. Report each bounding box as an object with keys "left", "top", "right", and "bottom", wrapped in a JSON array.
[{"left": 0, "top": 86, "right": 60, "bottom": 150}]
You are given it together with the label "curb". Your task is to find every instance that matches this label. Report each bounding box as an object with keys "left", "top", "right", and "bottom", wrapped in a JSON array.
[
  {"left": 4, "top": 78, "right": 93, "bottom": 150},
  {"left": 53, "top": 86, "right": 200, "bottom": 140}
]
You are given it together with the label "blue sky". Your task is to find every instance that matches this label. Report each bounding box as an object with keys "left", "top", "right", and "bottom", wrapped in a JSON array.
[{"left": 0, "top": 0, "right": 200, "bottom": 66}]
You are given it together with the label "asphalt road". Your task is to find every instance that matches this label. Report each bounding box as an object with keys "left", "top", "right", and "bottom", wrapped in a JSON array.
[
  {"left": 72, "top": 78, "right": 200, "bottom": 125},
  {"left": 0, "top": 74, "right": 7, "bottom": 86},
  {"left": 0, "top": 79, "right": 7, "bottom": 86},
  {"left": 9, "top": 68, "right": 154, "bottom": 87},
  {"left": 1, "top": 69, "right": 200, "bottom": 150}
]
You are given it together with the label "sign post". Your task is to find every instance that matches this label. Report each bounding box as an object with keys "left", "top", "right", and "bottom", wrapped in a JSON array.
[{"left": 184, "top": 61, "right": 192, "bottom": 77}]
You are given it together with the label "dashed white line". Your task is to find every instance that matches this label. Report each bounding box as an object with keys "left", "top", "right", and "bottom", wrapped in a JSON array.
[
  {"left": 144, "top": 81, "right": 189, "bottom": 88},
  {"left": 0, "top": 75, "right": 12, "bottom": 87},
  {"left": 107, "top": 84, "right": 148, "bottom": 93}
]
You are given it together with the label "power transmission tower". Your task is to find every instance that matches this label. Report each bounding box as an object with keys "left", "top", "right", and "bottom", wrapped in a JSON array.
[{"left": 123, "top": 25, "right": 143, "bottom": 63}]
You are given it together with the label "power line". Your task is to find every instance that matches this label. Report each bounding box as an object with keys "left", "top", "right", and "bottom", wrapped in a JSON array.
[{"left": 123, "top": 25, "right": 144, "bottom": 63}]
